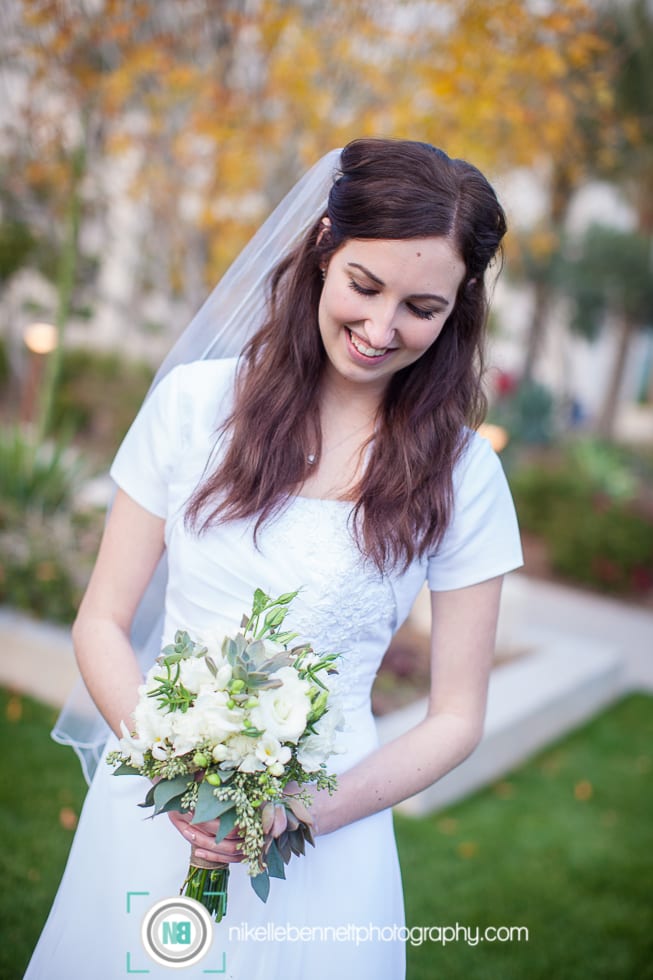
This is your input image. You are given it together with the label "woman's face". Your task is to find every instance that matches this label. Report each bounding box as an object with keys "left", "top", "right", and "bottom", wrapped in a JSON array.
[{"left": 317, "top": 236, "right": 466, "bottom": 396}]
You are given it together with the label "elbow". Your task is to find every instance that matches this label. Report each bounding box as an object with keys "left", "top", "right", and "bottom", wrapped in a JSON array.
[
  {"left": 458, "top": 720, "right": 484, "bottom": 762},
  {"left": 433, "top": 710, "right": 486, "bottom": 767}
]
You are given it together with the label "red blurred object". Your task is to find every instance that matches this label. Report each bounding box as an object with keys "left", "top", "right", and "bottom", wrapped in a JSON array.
[{"left": 494, "top": 369, "right": 518, "bottom": 397}]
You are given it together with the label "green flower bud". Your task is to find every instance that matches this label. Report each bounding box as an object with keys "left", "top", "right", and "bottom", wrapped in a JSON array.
[
  {"left": 206, "top": 772, "right": 222, "bottom": 786},
  {"left": 193, "top": 751, "right": 210, "bottom": 768}
]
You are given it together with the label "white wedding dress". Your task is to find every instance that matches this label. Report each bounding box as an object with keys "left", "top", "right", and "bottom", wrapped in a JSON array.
[{"left": 25, "top": 359, "right": 522, "bottom": 980}]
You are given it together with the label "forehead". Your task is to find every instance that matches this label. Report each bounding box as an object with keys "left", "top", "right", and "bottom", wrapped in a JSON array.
[{"left": 338, "top": 236, "right": 465, "bottom": 292}]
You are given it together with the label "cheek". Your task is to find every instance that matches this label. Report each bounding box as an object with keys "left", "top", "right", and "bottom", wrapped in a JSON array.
[
  {"left": 402, "top": 319, "right": 447, "bottom": 353},
  {"left": 320, "top": 284, "right": 364, "bottom": 327}
]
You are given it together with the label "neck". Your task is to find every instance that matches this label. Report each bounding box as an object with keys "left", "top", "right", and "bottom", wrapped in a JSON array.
[{"left": 319, "top": 367, "right": 386, "bottom": 423}]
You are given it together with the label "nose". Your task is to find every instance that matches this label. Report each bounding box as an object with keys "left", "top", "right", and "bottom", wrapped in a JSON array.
[{"left": 362, "top": 301, "right": 399, "bottom": 348}]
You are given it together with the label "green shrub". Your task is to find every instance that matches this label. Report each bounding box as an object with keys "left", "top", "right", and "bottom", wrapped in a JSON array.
[
  {"left": 0, "top": 425, "right": 84, "bottom": 517},
  {"left": 0, "top": 424, "right": 102, "bottom": 622},
  {"left": 550, "top": 502, "right": 653, "bottom": 594},
  {"left": 49, "top": 348, "right": 153, "bottom": 462},
  {"left": 510, "top": 442, "right": 653, "bottom": 596},
  {"left": 489, "top": 379, "right": 556, "bottom": 447},
  {"left": 0, "top": 509, "right": 103, "bottom": 623}
]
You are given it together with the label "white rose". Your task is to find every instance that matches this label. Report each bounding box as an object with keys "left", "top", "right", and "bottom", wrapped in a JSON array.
[{"left": 250, "top": 667, "right": 311, "bottom": 743}]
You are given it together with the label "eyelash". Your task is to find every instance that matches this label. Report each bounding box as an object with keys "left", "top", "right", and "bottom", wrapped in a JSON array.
[{"left": 347, "top": 278, "right": 438, "bottom": 321}]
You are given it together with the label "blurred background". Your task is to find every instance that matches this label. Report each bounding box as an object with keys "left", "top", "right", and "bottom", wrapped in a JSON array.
[{"left": 0, "top": 1, "right": 651, "bottom": 978}]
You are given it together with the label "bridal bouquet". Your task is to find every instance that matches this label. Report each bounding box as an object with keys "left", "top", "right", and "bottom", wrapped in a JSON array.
[{"left": 107, "top": 589, "right": 342, "bottom": 921}]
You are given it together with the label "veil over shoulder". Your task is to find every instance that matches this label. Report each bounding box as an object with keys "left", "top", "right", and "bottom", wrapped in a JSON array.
[{"left": 52, "top": 148, "right": 343, "bottom": 782}]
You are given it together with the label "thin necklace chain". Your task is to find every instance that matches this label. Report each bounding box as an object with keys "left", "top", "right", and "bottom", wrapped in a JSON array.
[{"left": 307, "top": 418, "right": 374, "bottom": 465}]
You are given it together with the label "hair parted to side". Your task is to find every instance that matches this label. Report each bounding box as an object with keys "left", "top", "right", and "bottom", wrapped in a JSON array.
[{"left": 185, "top": 138, "right": 507, "bottom": 572}]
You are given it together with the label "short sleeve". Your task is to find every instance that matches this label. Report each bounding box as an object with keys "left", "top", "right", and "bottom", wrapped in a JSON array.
[
  {"left": 427, "top": 432, "right": 523, "bottom": 591},
  {"left": 109, "top": 366, "right": 185, "bottom": 518}
]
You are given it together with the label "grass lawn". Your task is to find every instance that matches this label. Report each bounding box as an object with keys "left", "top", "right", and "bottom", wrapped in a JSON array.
[{"left": 1, "top": 689, "right": 651, "bottom": 980}]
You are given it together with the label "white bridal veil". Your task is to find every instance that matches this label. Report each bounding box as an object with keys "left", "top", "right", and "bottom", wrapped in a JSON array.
[{"left": 52, "top": 148, "right": 343, "bottom": 782}]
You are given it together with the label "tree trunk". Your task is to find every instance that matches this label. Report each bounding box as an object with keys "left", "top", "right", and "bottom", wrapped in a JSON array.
[
  {"left": 596, "top": 311, "right": 636, "bottom": 439},
  {"left": 36, "top": 141, "right": 85, "bottom": 443},
  {"left": 522, "top": 278, "right": 552, "bottom": 381}
]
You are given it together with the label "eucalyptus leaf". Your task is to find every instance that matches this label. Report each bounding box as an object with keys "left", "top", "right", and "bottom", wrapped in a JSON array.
[
  {"left": 112, "top": 763, "right": 140, "bottom": 776},
  {"left": 138, "top": 784, "right": 156, "bottom": 809},
  {"left": 250, "top": 869, "right": 271, "bottom": 903},
  {"left": 214, "top": 807, "right": 238, "bottom": 844},
  {"left": 157, "top": 793, "right": 187, "bottom": 815},
  {"left": 153, "top": 775, "right": 191, "bottom": 814},
  {"left": 192, "top": 780, "right": 235, "bottom": 824},
  {"left": 265, "top": 840, "right": 286, "bottom": 880}
]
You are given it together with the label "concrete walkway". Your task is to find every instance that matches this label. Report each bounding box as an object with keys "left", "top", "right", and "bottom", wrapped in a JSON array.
[
  {"left": 378, "top": 573, "right": 653, "bottom": 813},
  {"left": 1, "top": 573, "right": 652, "bottom": 813}
]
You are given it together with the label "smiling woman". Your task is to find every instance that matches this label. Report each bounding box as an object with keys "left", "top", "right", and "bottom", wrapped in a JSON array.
[
  {"left": 318, "top": 236, "right": 465, "bottom": 387},
  {"left": 26, "top": 139, "right": 522, "bottom": 980}
]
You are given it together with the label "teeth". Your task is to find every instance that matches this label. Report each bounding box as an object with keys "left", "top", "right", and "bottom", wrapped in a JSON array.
[{"left": 348, "top": 329, "right": 388, "bottom": 358}]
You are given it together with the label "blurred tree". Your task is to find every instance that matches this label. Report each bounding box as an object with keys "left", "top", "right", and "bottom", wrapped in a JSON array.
[
  {"left": 560, "top": 225, "right": 653, "bottom": 438},
  {"left": 0, "top": 0, "right": 616, "bottom": 415},
  {"left": 600, "top": 0, "right": 653, "bottom": 402},
  {"left": 602, "top": 0, "right": 653, "bottom": 234}
]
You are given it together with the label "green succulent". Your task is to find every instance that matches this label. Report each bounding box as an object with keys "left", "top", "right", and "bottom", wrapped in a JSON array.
[{"left": 222, "top": 633, "right": 293, "bottom": 691}]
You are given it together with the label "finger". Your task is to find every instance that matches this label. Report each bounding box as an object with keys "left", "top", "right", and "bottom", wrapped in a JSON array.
[{"left": 194, "top": 845, "right": 244, "bottom": 864}]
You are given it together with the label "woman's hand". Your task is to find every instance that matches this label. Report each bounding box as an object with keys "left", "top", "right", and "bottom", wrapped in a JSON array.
[{"left": 168, "top": 810, "right": 244, "bottom": 864}]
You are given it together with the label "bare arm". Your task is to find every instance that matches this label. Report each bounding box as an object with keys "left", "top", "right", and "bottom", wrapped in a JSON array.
[
  {"left": 75, "top": 489, "right": 244, "bottom": 862},
  {"left": 309, "top": 575, "right": 503, "bottom": 835},
  {"left": 71, "top": 488, "right": 166, "bottom": 738}
]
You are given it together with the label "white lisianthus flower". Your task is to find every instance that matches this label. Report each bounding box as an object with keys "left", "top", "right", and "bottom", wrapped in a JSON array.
[
  {"left": 169, "top": 710, "right": 205, "bottom": 756},
  {"left": 296, "top": 704, "right": 347, "bottom": 772},
  {"left": 221, "top": 734, "right": 263, "bottom": 771},
  {"left": 118, "top": 721, "right": 148, "bottom": 768},
  {"left": 255, "top": 735, "right": 292, "bottom": 768},
  {"left": 250, "top": 667, "right": 311, "bottom": 743},
  {"left": 132, "top": 694, "right": 173, "bottom": 746},
  {"left": 202, "top": 629, "right": 227, "bottom": 659},
  {"left": 151, "top": 742, "right": 169, "bottom": 761},
  {"left": 214, "top": 663, "right": 232, "bottom": 690},
  {"left": 262, "top": 638, "right": 288, "bottom": 658},
  {"left": 239, "top": 752, "right": 265, "bottom": 773},
  {"left": 178, "top": 657, "right": 218, "bottom": 694}
]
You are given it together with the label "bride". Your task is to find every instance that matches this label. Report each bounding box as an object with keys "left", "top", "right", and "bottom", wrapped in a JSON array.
[{"left": 25, "top": 138, "right": 522, "bottom": 979}]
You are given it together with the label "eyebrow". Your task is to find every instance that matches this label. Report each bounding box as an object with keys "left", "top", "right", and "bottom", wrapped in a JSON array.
[{"left": 346, "top": 262, "right": 450, "bottom": 306}]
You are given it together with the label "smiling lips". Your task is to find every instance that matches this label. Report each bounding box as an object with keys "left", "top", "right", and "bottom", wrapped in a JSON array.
[{"left": 346, "top": 327, "right": 393, "bottom": 359}]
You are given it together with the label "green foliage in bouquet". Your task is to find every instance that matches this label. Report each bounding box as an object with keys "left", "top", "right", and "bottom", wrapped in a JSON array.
[{"left": 108, "top": 589, "right": 341, "bottom": 921}]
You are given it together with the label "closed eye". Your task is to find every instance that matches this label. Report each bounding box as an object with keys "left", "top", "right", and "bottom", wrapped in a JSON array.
[
  {"left": 349, "top": 277, "right": 443, "bottom": 320},
  {"left": 407, "top": 304, "right": 439, "bottom": 321},
  {"left": 348, "top": 278, "right": 378, "bottom": 297}
]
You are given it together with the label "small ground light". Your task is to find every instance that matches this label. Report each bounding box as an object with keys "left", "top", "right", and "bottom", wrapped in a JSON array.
[{"left": 20, "top": 321, "right": 57, "bottom": 423}]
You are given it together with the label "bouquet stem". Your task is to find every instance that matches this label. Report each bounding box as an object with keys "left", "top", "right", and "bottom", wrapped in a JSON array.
[{"left": 182, "top": 846, "right": 229, "bottom": 922}]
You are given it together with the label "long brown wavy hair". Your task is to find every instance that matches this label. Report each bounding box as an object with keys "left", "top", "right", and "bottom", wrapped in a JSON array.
[{"left": 185, "top": 138, "right": 507, "bottom": 572}]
